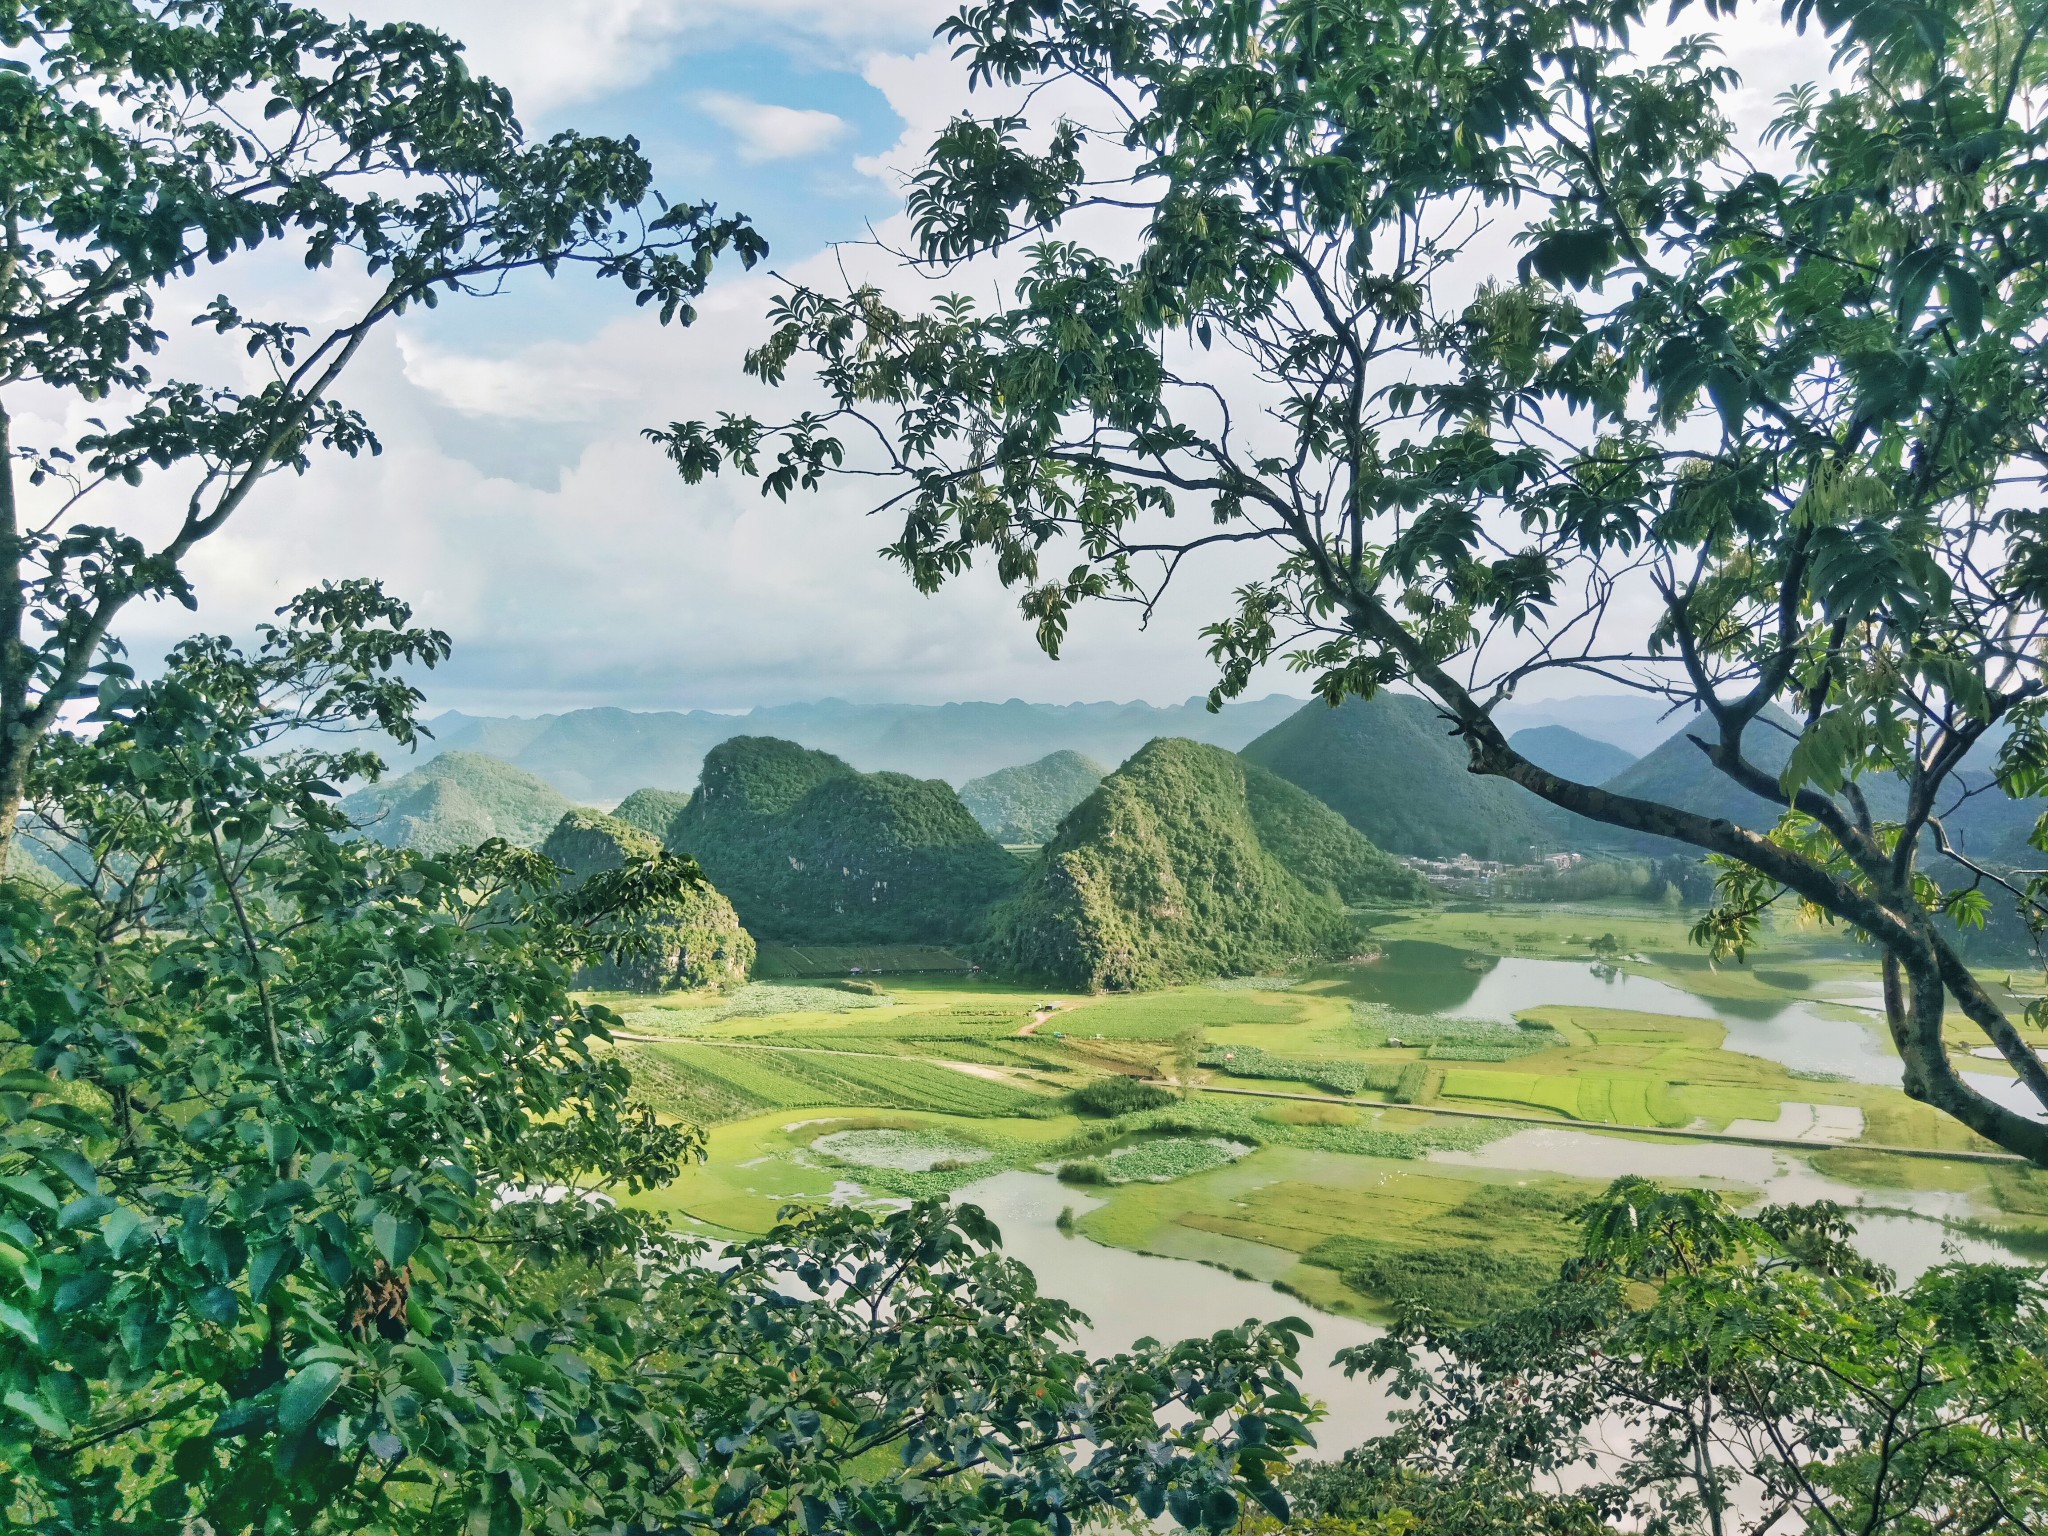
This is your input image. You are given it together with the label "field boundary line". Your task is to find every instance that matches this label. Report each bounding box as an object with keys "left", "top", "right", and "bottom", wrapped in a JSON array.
[{"left": 1188, "top": 1084, "right": 2029, "bottom": 1165}]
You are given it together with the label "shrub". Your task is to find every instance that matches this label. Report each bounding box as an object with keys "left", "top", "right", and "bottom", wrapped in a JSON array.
[
  {"left": 1058, "top": 1161, "right": 1109, "bottom": 1184},
  {"left": 1071, "top": 1076, "right": 1176, "bottom": 1115}
]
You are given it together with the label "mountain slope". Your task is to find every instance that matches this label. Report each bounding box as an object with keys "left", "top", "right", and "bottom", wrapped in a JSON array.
[
  {"left": 670, "top": 736, "right": 1023, "bottom": 944},
  {"left": 1241, "top": 694, "right": 1564, "bottom": 860},
  {"left": 342, "top": 752, "right": 573, "bottom": 853},
  {"left": 1508, "top": 725, "right": 1637, "bottom": 785},
  {"left": 959, "top": 751, "right": 1108, "bottom": 844},
  {"left": 540, "top": 809, "right": 753, "bottom": 990},
  {"left": 611, "top": 787, "right": 691, "bottom": 841},
  {"left": 1241, "top": 761, "right": 1430, "bottom": 905},
  {"left": 988, "top": 739, "right": 1398, "bottom": 989}
]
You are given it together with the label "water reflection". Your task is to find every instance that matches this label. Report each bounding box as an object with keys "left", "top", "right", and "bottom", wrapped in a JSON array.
[
  {"left": 955, "top": 1169, "right": 1394, "bottom": 1453},
  {"left": 1353, "top": 940, "right": 1903, "bottom": 1084},
  {"left": 1432, "top": 1127, "right": 2033, "bottom": 1280}
]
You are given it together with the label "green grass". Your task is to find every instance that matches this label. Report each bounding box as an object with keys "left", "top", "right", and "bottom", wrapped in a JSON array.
[
  {"left": 623, "top": 1040, "right": 1045, "bottom": 1121},
  {"left": 1203, "top": 1044, "right": 1400, "bottom": 1097},
  {"left": 754, "top": 942, "right": 975, "bottom": 977}
]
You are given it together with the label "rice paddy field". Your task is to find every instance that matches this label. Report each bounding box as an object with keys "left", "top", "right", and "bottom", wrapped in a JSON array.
[{"left": 603, "top": 902, "right": 2048, "bottom": 1322}]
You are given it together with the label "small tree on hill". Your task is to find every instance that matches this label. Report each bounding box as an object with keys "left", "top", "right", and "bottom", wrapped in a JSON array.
[
  {"left": 0, "top": 0, "right": 765, "bottom": 870},
  {"left": 652, "top": 0, "right": 2048, "bottom": 1162}
]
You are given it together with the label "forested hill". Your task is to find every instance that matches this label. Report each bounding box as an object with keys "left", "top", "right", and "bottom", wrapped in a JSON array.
[
  {"left": 959, "top": 750, "right": 1108, "bottom": 844},
  {"left": 989, "top": 738, "right": 1422, "bottom": 990},
  {"left": 375, "top": 695, "right": 1305, "bottom": 801},
  {"left": 669, "top": 736, "right": 1024, "bottom": 945},
  {"left": 1242, "top": 694, "right": 1571, "bottom": 860},
  {"left": 1507, "top": 725, "right": 1637, "bottom": 785},
  {"left": 340, "top": 751, "right": 572, "bottom": 853}
]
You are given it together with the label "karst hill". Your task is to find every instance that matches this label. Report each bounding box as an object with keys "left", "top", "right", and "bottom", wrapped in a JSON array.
[
  {"left": 665, "top": 736, "right": 1023, "bottom": 945},
  {"left": 989, "top": 737, "right": 1425, "bottom": 990}
]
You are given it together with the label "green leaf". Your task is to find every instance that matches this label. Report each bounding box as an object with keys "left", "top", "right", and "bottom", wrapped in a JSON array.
[
  {"left": 0, "top": 1174, "right": 59, "bottom": 1212},
  {"left": 4, "top": 1387, "right": 65, "bottom": 1437},
  {"left": 277, "top": 1360, "right": 346, "bottom": 1435},
  {"left": 37, "top": 1147, "right": 100, "bottom": 1196},
  {"left": 373, "top": 1209, "right": 421, "bottom": 1269}
]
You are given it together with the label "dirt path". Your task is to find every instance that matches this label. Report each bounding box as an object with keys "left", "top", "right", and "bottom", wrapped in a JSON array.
[{"left": 1018, "top": 1000, "right": 1073, "bottom": 1036}]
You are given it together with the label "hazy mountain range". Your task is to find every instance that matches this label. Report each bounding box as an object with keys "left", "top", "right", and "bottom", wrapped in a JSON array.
[{"left": 383, "top": 696, "right": 1311, "bottom": 802}]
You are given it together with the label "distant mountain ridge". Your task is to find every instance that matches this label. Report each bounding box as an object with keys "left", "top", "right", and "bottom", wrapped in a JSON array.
[
  {"left": 376, "top": 695, "right": 1307, "bottom": 803},
  {"left": 341, "top": 751, "right": 573, "bottom": 853},
  {"left": 1242, "top": 694, "right": 1571, "bottom": 860},
  {"left": 1509, "top": 725, "right": 1638, "bottom": 786}
]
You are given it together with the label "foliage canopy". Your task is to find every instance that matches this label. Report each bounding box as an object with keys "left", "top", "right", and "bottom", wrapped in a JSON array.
[
  {"left": 0, "top": 0, "right": 762, "bottom": 871},
  {"left": 652, "top": 0, "right": 2048, "bottom": 1160}
]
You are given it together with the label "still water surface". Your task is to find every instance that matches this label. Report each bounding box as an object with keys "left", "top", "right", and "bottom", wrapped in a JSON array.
[
  {"left": 960, "top": 944, "right": 2040, "bottom": 1445},
  {"left": 1354, "top": 940, "right": 2042, "bottom": 1118}
]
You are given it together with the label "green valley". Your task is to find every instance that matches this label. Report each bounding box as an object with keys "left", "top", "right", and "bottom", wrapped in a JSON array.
[{"left": 606, "top": 901, "right": 2048, "bottom": 1328}]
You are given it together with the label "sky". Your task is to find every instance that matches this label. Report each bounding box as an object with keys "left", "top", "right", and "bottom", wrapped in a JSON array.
[{"left": 22, "top": 0, "right": 1843, "bottom": 717}]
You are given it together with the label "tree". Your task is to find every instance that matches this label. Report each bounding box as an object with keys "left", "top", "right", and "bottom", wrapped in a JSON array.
[
  {"left": 0, "top": 0, "right": 766, "bottom": 870},
  {"left": 0, "top": 590, "right": 1320, "bottom": 1534},
  {"left": 649, "top": 0, "right": 2048, "bottom": 1161},
  {"left": 1313, "top": 1177, "right": 2048, "bottom": 1535}
]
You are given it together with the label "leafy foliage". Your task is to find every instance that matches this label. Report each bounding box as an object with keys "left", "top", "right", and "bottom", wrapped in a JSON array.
[
  {"left": 1071, "top": 1076, "right": 1177, "bottom": 1115},
  {"left": 610, "top": 786, "right": 693, "bottom": 841},
  {"left": 0, "top": 596, "right": 1324, "bottom": 1535},
  {"left": 989, "top": 739, "right": 1404, "bottom": 989},
  {"left": 960, "top": 750, "right": 1109, "bottom": 843},
  {"left": 0, "top": 0, "right": 762, "bottom": 866},
  {"left": 672, "top": 737, "right": 1023, "bottom": 945},
  {"left": 541, "top": 808, "right": 755, "bottom": 991},
  {"left": 1328, "top": 1179, "right": 2048, "bottom": 1533},
  {"left": 340, "top": 751, "right": 572, "bottom": 853}
]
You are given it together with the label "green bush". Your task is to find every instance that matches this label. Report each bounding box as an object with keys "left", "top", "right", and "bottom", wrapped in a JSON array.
[
  {"left": 1071, "top": 1076, "right": 1176, "bottom": 1115},
  {"left": 1058, "top": 1160, "right": 1109, "bottom": 1184},
  {"left": 542, "top": 808, "right": 754, "bottom": 990}
]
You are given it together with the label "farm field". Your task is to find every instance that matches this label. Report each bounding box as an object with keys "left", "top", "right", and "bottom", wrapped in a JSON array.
[{"left": 605, "top": 903, "right": 2048, "bottom": 1320}]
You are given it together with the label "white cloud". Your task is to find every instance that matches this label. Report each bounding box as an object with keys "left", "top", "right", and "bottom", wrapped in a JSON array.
[
  {"left": 695, "top": 91, "right": 848, "bottom": 163},
  {"left": 337, "top": 0, "right": 950, "bottom": 118}
]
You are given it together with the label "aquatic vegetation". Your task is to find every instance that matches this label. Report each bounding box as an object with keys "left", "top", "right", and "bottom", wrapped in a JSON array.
[
  {"left": 1202, "top": 1045, "right": 1400, "bottom": 1097},
  {"left": 810, "top": 1128, "right": 994, "bottom": 1172}
]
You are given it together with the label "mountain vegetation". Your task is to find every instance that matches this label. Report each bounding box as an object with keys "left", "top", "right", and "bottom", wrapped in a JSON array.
[
  {"left": 988, "top": 738, "right": 1412, "bottom": 990},
  {"left": 959, "top": 750, "right": 1108, "bottom": 843},
  {"left": 611, "top": 786, "right": 693, "bottom": 841},
  {"left": 1241, "top": 695, "right": 1565, "bottom": 860},
  {"left": 340, "top": 751, "right": 573, "bottom": 853},
  {"left": 386, "top": 695, "right": 1305, "bottom": 800},
  {"left": 1508, "top": 726, "right": 1637, "bottom": 786},
  {"left": 670, "top": 737, "right": 1023, "bottom": 944},
  {"left": 1241, "top": 762, "right": 1430, "bottom": 905},
  {"left": 541, "top": 809, "right": 754, "bottom": 990}
]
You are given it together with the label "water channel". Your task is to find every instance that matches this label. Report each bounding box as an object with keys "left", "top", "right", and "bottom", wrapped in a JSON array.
[{"left": 945, "top": 943, "right": 2042, "bottom": 1452}]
